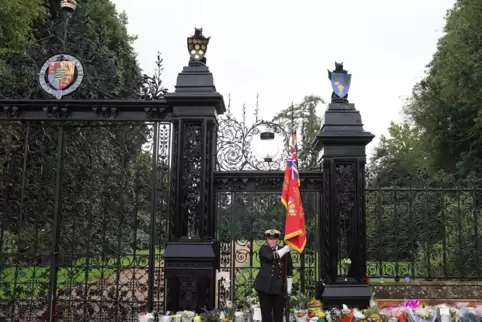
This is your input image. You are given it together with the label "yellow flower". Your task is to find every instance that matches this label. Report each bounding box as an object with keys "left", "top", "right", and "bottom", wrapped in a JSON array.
[{"left": 317, "top": 311, "right": 326, "bottom": 318}]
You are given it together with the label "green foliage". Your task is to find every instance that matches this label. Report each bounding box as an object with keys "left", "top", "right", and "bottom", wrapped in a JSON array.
[
  {"left": 368, "top": 0, "right": 482, "bottom": 276},
  {"left": 0, "top": 0, "right": 46, "bottom": 75},
  {"left": 369, "top": 121, "right": 432, "bottom": 184},
  {"left": 371, "top": 0, "right": 482, "bottom": 176},
  {"left": 400, "top": 0, "right": 482, "bottom": 176},
  {"left": 272, "top": 95, "right": 324, "bottom": 146},
  {"left": 0, "top": 0, "right": 168, "bottom": 303},
  {"left": 77, "top": 0, "right": 141, "bottom": 96}
]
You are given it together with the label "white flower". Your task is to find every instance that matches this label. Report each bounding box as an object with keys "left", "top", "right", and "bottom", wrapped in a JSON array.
[
  {"left": 221, "top": 278, "right": 231, "bottom": 290},
  {"left": 139, "top": 313, "right": 154, "bottom": 322},
  {"left": 342, "top": 304, "right": 350, "bottom": 315},
  {"left": 182, "top": 311, "right": 195, "bottom": 318},
  {"left": 354, "top": 309, "right": 365, "bottom": 319}
]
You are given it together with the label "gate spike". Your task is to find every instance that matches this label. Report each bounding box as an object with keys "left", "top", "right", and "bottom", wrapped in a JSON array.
[
  {"left": 242, "top": 103, "right": 247, "bottom": 126},
  {"left": 254, "top": 93, "right": 259, "bottom": 122},
  {"left": 290, "top": 102, "right": 295, "bottom": 134},
  {"left": 227, "top": 93, "right": 232, "bottom": 116}
]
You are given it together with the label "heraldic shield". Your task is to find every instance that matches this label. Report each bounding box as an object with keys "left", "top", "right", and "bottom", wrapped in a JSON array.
[
  {"left": 48, "top": 60, "right": 76, "bottom": 90},
  {"left": 330, "top": 72, "right": 351, "bottom": 98}
]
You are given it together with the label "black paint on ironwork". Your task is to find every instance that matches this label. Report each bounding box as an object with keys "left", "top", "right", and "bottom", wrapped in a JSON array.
[
  {"left": 148, "top": 123, "right": 160, "bottom": 312},
  {"left": 46, "top": 126, "right": 65, "bottom": 321},
  {"left": 260, "top": 132, "right": 275, "bottom": 140},
  {"left": 213, "top": 171, "right": 321, "bottom": 308},
  {"left": 0, "top": 4, "right": 166, "bottom": 102},
  {"left": 215, "top": 117, "right": 319, "bottom": 172},
  {"left": 2, "top": 3, "right": 482, "bottom": 319},
  {"left": 314, "top": 101, "right": 374, "bottom": 309},
  {"left": 162, "top": 59, "right": 225, "bottom": 312}
]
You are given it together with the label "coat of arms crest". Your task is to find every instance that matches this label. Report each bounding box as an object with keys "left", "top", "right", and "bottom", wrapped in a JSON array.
[{"left": 39, "top": 54, "right": 84, "bottom": 99}]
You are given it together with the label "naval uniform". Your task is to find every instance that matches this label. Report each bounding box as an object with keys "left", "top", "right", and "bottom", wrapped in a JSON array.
[{"left": 254, "top": 244, "right": 293, "bottom": 322}]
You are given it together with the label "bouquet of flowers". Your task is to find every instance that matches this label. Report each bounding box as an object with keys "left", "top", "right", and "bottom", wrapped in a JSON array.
[
  {"left": 307, "top": 299, "right": 323, "bottom": 313},
  {"left": 224, "top": 307, "right": 236, "bottom": 321},
  {"left": 409, "top": 306, "right": 436, "bottom": 322},
  {"left": 138, "top": 312, "right": 156, "bottom": 322},
  {"left": 337, "top": 305, "right": 354, "bottom": 322},
  {"left": 295, "top": 310, "right": 307, "bottom": 322},
  {"left": 245, "top": 288, "right": 259, "bottom": 308},
  {"left": 38, "top": 305, "right": 64, "bottom": 321},
  {"left": 181, "top": 310, "right": 196, "bottom": 322},
  {"left": 459, "top": 309, "right": 479, "bottom": 322},
  {"left": 435, "top": 305, "right": 459, "bottom": 322},
  {"left": 160, "top": 314, "right": 173, "bottom": 322},
  {"left": 290, "top": 292, "right": 309, "bottom": 310},
  {"left": 173, "top": 312, "right": 183, "bottom": 322},
  {"left": 234, "top": 311, "right": 246, "bottom": 322},
  {"left": 341, "top": 258, "right": 351, "bottom": 278},
  {"left": 201, "top": 310, "right": 221, "bottom": 322}
]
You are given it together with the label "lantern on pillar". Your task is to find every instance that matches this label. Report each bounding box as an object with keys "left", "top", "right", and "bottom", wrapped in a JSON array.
[{"left": 187, "top": 28, "right": 210, "bottom": 65}]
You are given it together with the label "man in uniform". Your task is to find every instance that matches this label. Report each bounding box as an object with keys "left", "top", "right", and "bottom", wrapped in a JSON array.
[{"left": 254, "top": 229, "right": 293, "bottom": 322}]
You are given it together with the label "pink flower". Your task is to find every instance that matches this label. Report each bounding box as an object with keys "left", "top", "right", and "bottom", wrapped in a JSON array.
[{"left": 401, "top": 300, "right": 420, "bottom": 310}]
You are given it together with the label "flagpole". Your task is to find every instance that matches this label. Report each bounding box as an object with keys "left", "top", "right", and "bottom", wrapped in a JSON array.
[
  {"left": 284, "top": 253, "right": 290, "bottom": 322},
  {"left": 283, "top": 135, "right": 291, "bottom": 322}
]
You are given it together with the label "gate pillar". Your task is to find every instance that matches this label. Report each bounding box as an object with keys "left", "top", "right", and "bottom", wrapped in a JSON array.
[
  {"left": 313, "top": 63, "right": 374, "bottom": 308},
  {"left": 163, "top": 29, "right": 226, "bottom": 312}
]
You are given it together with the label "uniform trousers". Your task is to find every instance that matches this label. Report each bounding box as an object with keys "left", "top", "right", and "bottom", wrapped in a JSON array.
[{"left": 257, "top": 290, "right": 285, "bottom": 322}]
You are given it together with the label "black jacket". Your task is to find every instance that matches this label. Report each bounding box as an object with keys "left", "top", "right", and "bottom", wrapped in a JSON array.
[{"left": 255, "top": 245, "right": 293, "bottom": 295}]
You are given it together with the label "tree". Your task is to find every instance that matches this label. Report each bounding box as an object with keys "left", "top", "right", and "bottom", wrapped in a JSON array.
[
  {"left": 402, "top": 0, "right": 482, "bottom": 177},
  {"left": 368, "top": 121, "right": 431, "bottom": 185},
  {"left": 0, "top": 1, "right": 168, "bottom": 313},
  {"left": 272, "top": 96, "right": 324, "bottom": 169},
  {"left": 272, "top": 95, "right": 324, "bottom": 145},
  {"left": 0, "top": 0, "right": 46, "bottom": 75},
  {"left": 367, "top": 0, "right": 482, "bottom": 277}
]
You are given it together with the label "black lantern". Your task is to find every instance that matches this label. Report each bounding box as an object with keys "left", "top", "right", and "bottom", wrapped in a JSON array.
[
  {"left": 256, "top": 131, "right": 280, "bottom": 162},
  {"left": 187, "top": 28, "right": 210, "bottom": 64}
]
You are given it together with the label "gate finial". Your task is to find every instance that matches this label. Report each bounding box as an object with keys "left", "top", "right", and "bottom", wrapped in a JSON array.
[{"left": 187, "top": 27, "right": 210, "bottom": 66}]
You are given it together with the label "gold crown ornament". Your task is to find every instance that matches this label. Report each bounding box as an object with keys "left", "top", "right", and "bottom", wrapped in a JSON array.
[{"left": 60, "top": 0, "right": 77, "bottom": 11}]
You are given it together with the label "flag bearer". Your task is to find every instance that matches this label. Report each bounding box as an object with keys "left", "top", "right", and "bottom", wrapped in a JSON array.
[{"left": 254, "top": 229, "right": 293, "bottom": 322}]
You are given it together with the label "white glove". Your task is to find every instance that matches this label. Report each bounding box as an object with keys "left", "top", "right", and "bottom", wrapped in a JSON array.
[
  {"left": 276, "top": 245, "right": 290, "bottom": 258},
  {"left": 287, "top": 277, "right": 293, "bottom": 295}
]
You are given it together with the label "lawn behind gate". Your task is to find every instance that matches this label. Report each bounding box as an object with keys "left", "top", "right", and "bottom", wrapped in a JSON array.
[
  {"left": 0, "top": 249, "right": 163, "bottom": 300},
  {"left": 232, "top": 240, "right": 438, "bottom": 297}
]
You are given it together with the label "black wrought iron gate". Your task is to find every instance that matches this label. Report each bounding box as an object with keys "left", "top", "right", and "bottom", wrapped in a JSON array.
[
  {"left": 213, "top": 115, "right": 322, "bottom": 307},
  {"left": 214, "top": 172, "right": 321, "bottom": 306},
  {"left": 0, "top": 121, "right": 171, "bottom": 321}
]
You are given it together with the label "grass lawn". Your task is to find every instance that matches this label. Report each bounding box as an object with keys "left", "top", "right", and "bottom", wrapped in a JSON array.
[
  {"left": 1, "top": 241, "right": 440, "bottom": 301},
  {"left": 231, "top": 240, "right": 437, "bottom": 296},
  {"left": 0, "top": 249, "right": 163, "bottom": 300}
]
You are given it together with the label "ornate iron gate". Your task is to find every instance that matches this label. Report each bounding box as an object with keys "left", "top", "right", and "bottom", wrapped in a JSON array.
[
  {"left": 0, "top": 2, "right": 326, "bottom": 316},
  {"left": 213, "top": 113, "right": 322, "bottom": 307},
  {"left": 0, "top": 121, "right": 171, "bottom": 321}
]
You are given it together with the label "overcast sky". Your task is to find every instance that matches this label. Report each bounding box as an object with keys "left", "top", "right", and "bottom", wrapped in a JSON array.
[{"left": 112, "top": 0, "right": 455, "bottom": 157}]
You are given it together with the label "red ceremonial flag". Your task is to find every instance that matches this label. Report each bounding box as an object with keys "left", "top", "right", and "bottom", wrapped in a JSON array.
[{"left": 281, "top": 132, "right": 307, "bottom": 253}]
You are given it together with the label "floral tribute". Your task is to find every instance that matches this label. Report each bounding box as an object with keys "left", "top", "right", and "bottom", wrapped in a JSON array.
[
  {"left": 38, "top": 305, "right": 64, "bottom": 321},
  {"left": 139, "top": 297, "right": 482, "bottom": 322}
]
